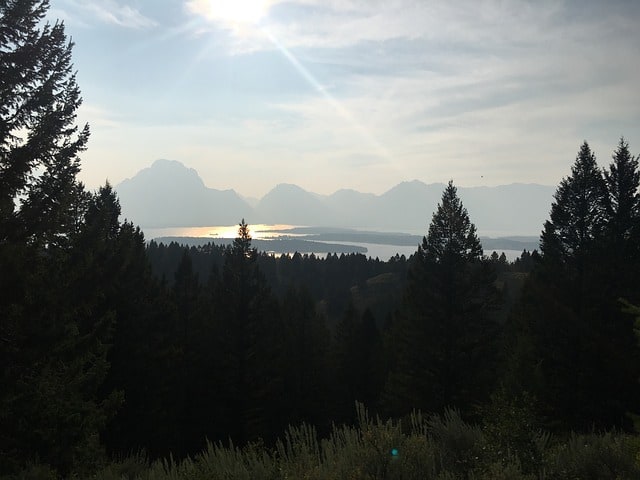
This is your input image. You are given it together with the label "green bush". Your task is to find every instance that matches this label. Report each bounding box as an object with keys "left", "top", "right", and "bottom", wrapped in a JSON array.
[
  {"left": 427, "top": 409, "right": 484, "bottom": 476},
  {"left": 472, "top": 459, "right": 535, "bottom": 480},
  {"left": 91, "top": 452, "right": 150, "bottom": 480},
  {"left": 88, "top": 405, "right": 640, "bottom": 480},
  {"left": 480, "top": 389, "right": 549, "bottom": 474},
  {"left": 545, "top": 432, "right": 640, "bottom": 480},
  {"left": 1, "top": 462, "right": 58, "bottom": 480}
]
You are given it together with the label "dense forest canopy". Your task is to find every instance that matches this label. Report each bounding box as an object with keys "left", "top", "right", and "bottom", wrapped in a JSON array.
[{"left": 2, "top": 2, "right": 640, "bottom": 479}]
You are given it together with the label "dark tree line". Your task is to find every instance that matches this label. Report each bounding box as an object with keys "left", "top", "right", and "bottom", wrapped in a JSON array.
[
  {"left": 2, "top": 2, "right": 640, "bottom": 477},
  {"left": 505, "top": 139, "right": 640, "bottom": 431},
  {"left": 146, "top": 239, "right": 409, "bottom": 328},
  {"left": 102, "top": 222, "right": 395, "bottom": 457},
  {"left": 1, "top": 1, "right": 117, "bottom": 474}
]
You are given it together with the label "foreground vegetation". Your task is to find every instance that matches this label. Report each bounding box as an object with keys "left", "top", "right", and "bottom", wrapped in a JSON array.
[{"left": 23, "top": 405, "right": 638, "bottom": 480}]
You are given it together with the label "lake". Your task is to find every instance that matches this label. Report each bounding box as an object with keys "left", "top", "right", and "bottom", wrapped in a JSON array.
[{"left": 142, "top": 224, "right": 531, "bottom": 262}]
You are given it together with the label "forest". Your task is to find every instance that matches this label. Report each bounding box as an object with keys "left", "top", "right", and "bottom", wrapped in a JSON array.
[{"left": 2, "top": 2, "right": 640, "bottom": 479}]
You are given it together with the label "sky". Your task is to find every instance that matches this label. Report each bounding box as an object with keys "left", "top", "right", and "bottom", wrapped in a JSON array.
[{"left": 47, "top": 0, "right": 640, "bottom": 198}]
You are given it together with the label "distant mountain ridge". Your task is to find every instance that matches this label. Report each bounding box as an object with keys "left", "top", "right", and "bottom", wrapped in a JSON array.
[
  {"left": 116, "top": 159, "right": 253, "bottom": 227},
  {"left": 115, "top": 159, "right": 555, "bottom": 235}
]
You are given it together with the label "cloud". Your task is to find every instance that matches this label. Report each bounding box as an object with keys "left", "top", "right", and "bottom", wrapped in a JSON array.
[
  {"left": 185, "top": 0, "right": 639, "bottom": 70},
  {"left": 77, "top": 103, "right": 123, "bottom": 130},
  {"left": 55, "top": 0, "right": 157, "bottom": 29},
  {"left": 75, "top": 0, "right": 640, "bottom": 196},
  {"left": 88, "top": 3, "right": 157, "bottom": 28},
  {"left": 259, "top": 2, "right": 639, "bottom": 129}
]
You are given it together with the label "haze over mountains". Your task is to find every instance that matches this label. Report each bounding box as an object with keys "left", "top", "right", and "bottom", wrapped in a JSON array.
[{"left": 116, "top": 159, "right": 556, "bottom": 236}]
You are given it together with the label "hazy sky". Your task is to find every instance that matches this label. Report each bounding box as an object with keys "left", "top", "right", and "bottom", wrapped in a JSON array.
[{"left": 49, "top": 0, "right": 639, "bottom": 198}]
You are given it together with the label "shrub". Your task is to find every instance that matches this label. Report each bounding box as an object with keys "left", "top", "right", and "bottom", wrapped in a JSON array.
[
  {"left": 545, "top": 432, "right": 640, "bottom": 480},
  {"left": 427, "top": 409, "right": 485, "bottom": 476}
]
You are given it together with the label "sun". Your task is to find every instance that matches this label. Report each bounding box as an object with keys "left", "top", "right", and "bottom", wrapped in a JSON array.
[{"left": 192, "top": 0, "right": 271, "bottom": 26}]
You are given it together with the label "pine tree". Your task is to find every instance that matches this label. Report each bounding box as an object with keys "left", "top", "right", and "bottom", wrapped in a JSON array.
[
  {"left": 0, "top": 2, "right": 117, "bottom": 474},
  {"left": 0, "top": 0, "right": 89, "bottom": 245},
  {"left": 0, "top": 185, "right": 127, "bottom": 475},
  {"left": 384, "top": 181, "right": 499, "bottom": 417},
  {"left": 606, "top": 137, "right": 639, "bottom": 242},
  {"left": 604, "top": 137, "right": 640, "bottom": 301},
  {"left": 216, "top": 220, "right": 284, "bottom": 443},
  {"left": 540, "top": 141, "right": 609, "bottom": 304},
  {"left": 332, "top": 303, "right": 385, "bottom": 423},
  {"left": 280, "top": 286, "right": 331, "bottom": 431},
  {"left": 513, "top": 141, "right": 640, "bottom": 431}
]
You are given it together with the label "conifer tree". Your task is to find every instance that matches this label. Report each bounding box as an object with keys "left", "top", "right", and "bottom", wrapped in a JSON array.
[
  {"left": 514, "top": 141, "right": 640, "bottom": 431},
  {"left": 216, "top": 220, "right": 284, "bottom": 443},
  {"left": 384, "top": 181, "right": 499, "bottom": 417},
  {"left": 604, "top": 137, "right": 640, "bottom": 300},
  {"left": 606, "top": 138, "right": 639, "bottom": 242},
  {"left": 0, "top": 0, "right": 89, "bottom": 245},
  {"left": 280, "top": 286, "right": 331, "bottom": 431},
  {"left": 332, "top": 303, "right": 385, "bottom": 422},
  {"left": 0, "top": 2, "right": 118, "bottom": 474},
  {"left": 0, "top": 185, "right": 126, "bottom": 475},
  {"left": 540, "top": 141, "right": 609, "bottom": 303}
]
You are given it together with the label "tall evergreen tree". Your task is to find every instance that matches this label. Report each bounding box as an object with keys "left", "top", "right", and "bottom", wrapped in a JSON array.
[
  {"left": 171, "top": 249, "right": 213, "bottom": 455},
  {"left": 0, "top": 186, "right": 125, "bottom": 475},
  {"left": 332, "top": 303, "right": 385, "bottom": 422},
  {"left": 0, "top": 0, "right": 89, "bottom": 245},
  {"left": 280, "top": 286, "right": 331, "bottom": 431},
  {"left": 605, "top": 138, "right": 639, "bottom": 242},
  {"left": 0, "top": 3, "right": 123, "bottom": 474},
  {"left": 99, "top": 226, "right": 178, "bottom": 458},
  {"left": 540, "top": 141, "right": 609, "bottom": 303},
  {"left": 384, "top": 181, "right": 499, "bottom": 417},
  {"left": 216, "top": 220, "right": 284, "bottom": 443},
  {"left": 604, "top": 137, "right": 640, "bottom": 301},
  {"left": 513, "top": 141, "right": 640, "bottom": 431}
]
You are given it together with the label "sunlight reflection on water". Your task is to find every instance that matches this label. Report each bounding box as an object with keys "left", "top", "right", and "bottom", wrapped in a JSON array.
[
  {"left": 143, "top": 224, "right": 302, "bottom": 241},
  {"left": 142, "top": 224, "right": 526, "bottom": 262}
]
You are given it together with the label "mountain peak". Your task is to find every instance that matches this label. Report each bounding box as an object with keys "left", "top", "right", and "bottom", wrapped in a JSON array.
[
  {"left": 270, "top": 183, "right": 308, "bottom": 193},
  {"left": 115, "top": 160, "right": 554, "bottom": 234},
  {"left": 118, "top": 159, "right": 205, "bottom": 190},
  {"left": 115, "top": 160, "right": 251, "bottom": 227},
  {"left": 151, "top": 158, "right": 185, "bottom": 168},
  {"left": 384, "top": 179, "right": 440, "bottom": 196}
]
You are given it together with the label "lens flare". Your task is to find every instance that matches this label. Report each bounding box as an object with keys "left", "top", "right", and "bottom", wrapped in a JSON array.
[{"left": 191, "top": 0, "right": 270, "bottom": 26}]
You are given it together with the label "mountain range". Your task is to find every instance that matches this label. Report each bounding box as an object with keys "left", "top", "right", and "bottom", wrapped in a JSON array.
[{"left": 115, "top": 159, "right": 556, "bottom": 236}]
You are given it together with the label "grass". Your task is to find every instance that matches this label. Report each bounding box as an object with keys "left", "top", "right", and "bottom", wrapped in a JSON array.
[{"left": 7, "top": 405, "right": 640, "bottom": 479}]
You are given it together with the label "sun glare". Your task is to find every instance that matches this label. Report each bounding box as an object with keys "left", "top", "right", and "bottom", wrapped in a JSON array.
[{"left": 195, "top": 0, "right": 270, "bottom": 26}]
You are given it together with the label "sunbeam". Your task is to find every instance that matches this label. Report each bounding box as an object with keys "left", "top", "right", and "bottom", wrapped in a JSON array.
[{"left": 262, "top": 28, "right": 395, "bottom": 165}]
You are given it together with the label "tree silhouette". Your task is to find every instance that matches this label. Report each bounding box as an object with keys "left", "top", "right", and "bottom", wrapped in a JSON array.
[
  {"left": 0, "top": 2, "right": 123, "bottom": 475},
  {"left": 215, "top": 220, "right": 284, "bottom": 443},
  {"left": 384, "top": 181, "right": 499, "bottom": 416},
  {"left": 540, "top": 142, "right": 609, "bottom": 299},
  {"left": 512, "top": 141, "right": 640, "bottom": 431},
  {"left": 604, "top": 137, "right": 640, "bottom": 301},
  {"left": 279, "top": 286, "right": 331, "bottom": 431},
  {"left": 0, "top": 0, "right": 89, "bottom": 246}
]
